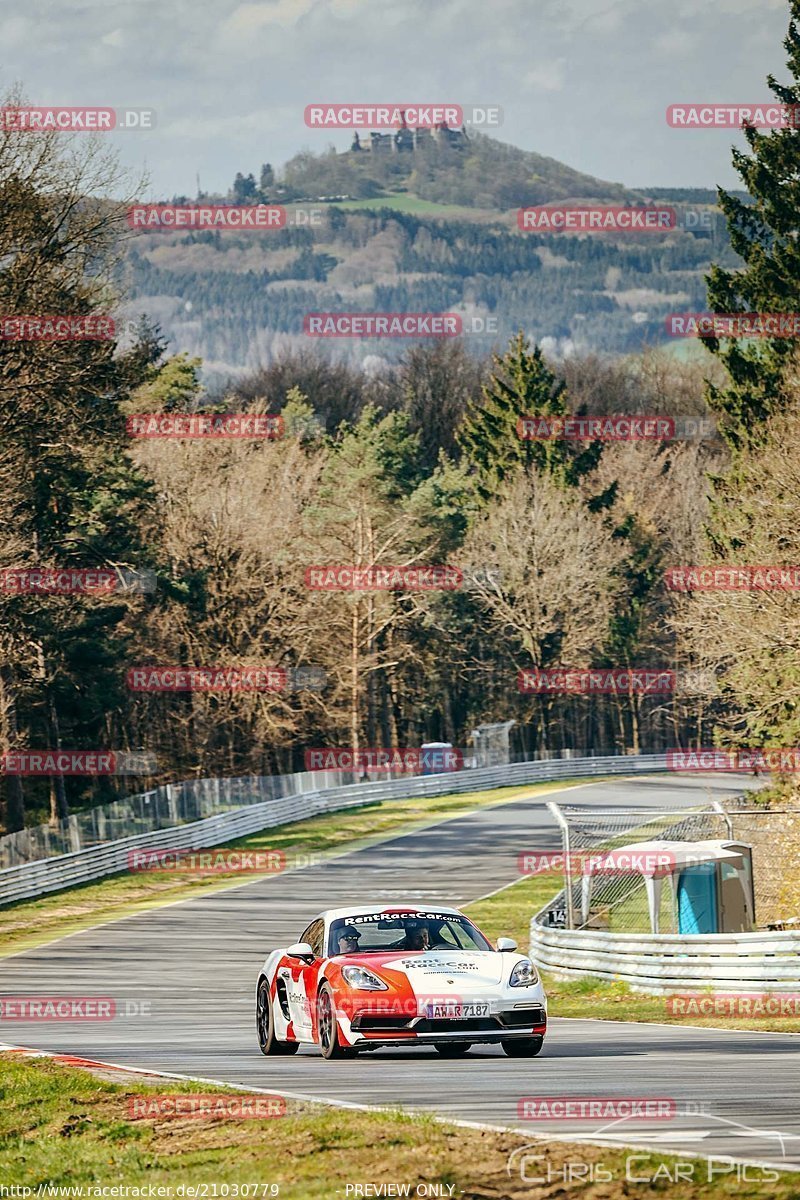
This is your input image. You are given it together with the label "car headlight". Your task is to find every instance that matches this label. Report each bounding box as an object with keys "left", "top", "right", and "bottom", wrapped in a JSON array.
[
  {"left": 341, "top": 966, "right": 388, "bottom": 991},
  {"left": 509, "top": 958, "right": 539, "bottom": 987}
]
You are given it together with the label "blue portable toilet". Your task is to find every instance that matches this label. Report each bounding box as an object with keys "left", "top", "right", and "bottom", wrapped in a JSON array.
[
  {"left": 420, "top": 742, "right": 456, "bottom": 774},
  {"left": 578, "top": 839, "right": 755, "bottom": 933},
  {"left": 676, "top": 842, "right": 755, "bottom": 934},
  {"left": 676, "top": 862, "right": 717, "bottom": 935}
]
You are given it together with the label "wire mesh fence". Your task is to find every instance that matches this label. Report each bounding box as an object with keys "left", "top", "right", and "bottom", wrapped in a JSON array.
[
  {"left": 725, "top": 808, "right": 800, "bottom": 929},
  {"left": 0, "top": 769, "right": 348, "bottom": 869},
  {"left": 537, "top": 802, "right": 800, "bottom": 933},
  {"left": 0, "top": 745, "right": 624, "bottom": 870}
]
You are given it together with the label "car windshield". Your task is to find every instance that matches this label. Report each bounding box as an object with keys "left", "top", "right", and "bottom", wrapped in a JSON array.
[{"left": 327, "top": 909, "right": 493, "bottom": 955}]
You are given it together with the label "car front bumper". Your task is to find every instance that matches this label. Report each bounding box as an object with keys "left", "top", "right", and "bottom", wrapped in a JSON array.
[{"left": 347, "top": 1002, "right": 547, "bottom": 1046}]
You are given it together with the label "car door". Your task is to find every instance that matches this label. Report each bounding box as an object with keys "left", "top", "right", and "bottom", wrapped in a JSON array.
[{"left": 286, "top": 918, "right": 325, "bottom": 1038}]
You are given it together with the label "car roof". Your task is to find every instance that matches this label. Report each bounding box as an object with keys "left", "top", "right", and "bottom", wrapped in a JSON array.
[{"left": 320, "top": 902, "right": 466, "bottom": 923}]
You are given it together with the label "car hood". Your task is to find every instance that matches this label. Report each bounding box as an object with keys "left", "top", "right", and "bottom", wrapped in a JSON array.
[{"left": 338, "top": 949, "right": 508, "bottom": 989}]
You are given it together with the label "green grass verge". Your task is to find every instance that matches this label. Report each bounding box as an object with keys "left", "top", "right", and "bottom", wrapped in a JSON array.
[
  {"left": 543, "top": 975, "right": 800, "bottom": 1034},
  {"left": 466, "top": 873, "right": 559, "bottom": 949},
  {"left": 2, "top": 1055, "right": 795, "bottom": 1196},
  {"left": 0, "top": 779, "right": 586, "bottom": 958},
  {"left": 465, "top": 875, "right": 800, "bottom": 1034}
]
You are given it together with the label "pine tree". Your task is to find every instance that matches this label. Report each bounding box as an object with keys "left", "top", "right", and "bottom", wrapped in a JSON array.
[
  {"left": 232, "top": 172, "right": 257, "bottom": 203},
  {"left": 705, "top": 0, "right": 800, "bottom": 448},
  {"left": 121, "top": 351, "right": 203, "bottom": 414},
  {"left": 259, "top": 163, "right": 275, "bottom": 197},
  {"left": 457, "top": 331, "right": 609, "bottom": 502}
]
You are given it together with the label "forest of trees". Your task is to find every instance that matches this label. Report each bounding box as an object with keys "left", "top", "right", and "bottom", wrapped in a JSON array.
[
  {"left": 3, "top": 0, "right": 800, "bottom": 833},
  {"left": 1, "top": 313, "right": 731, "bottom": 832},
  {"left": 128, "top": 201, "right": 734, "bottom": 378}
]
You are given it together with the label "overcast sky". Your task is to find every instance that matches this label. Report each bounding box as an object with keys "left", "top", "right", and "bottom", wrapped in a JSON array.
[{"left": 3, "top": 0, "right": 792, "bottom": 198}]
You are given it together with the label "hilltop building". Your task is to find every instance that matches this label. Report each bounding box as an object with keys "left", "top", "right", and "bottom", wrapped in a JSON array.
[{"left": 350, "top": 111, "right": 468, "bottom": 155}]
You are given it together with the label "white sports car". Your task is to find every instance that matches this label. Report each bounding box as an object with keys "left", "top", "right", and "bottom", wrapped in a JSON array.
[{"left": 256, "top": 902, "right": 547, "bottom": 1059}]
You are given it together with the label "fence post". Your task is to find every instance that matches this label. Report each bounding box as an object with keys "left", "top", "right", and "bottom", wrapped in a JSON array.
[
  {"left": 166, "top": 785, "right": 179, "bottom": 825},
  {"left": 712, "top": 799, "right": 734, "bottom": 838},
  {"left": 67, "top": 814, "right": 81, "bottom": 854},
  {"left": 547, "top": 800, "right": 574, "bottom": 930}
]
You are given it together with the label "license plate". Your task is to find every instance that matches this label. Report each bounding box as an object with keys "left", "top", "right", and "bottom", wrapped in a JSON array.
[{"left": 427, "top": 1003, "right": 489, "bottom": 1018}]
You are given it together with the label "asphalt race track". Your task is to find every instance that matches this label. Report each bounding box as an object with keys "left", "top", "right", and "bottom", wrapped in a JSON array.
[{"left": 2, "top": 772, "right": 799, "bottom": 1172}]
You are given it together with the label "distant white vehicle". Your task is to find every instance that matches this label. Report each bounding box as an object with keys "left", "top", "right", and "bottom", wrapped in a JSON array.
[{"left": 256, "top": 902, "right": 547, "bottom": 1060}]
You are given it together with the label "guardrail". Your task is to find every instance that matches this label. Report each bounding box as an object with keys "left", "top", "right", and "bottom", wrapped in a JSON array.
[
  {"left": 0, "top": 769, "right": 353, "bottom": 868},
  {"left": 529, "top": 921, "right": 800, "bottom": 993},
  {"left": 0, "top": 752, "right": 669, "bottom": 906}
]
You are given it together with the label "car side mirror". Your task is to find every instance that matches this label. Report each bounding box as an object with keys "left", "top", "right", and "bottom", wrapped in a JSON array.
[
  {"left": 287, "top": 941, "right": 315, "bottom": 962},
  {"left": 496, "top": 937, "right": 518, "bottom": 952}
]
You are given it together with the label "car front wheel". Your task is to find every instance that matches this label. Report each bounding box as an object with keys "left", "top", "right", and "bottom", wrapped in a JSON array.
[
  {"left": 257, "top": 978, "right": 298, "bottom": 1056},
  {"left": 501, "top": 1036, "right": 544, "bottom": 1058},
  {"left": 317, "top": 984, "right": 355, "bottom": 1059}
]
